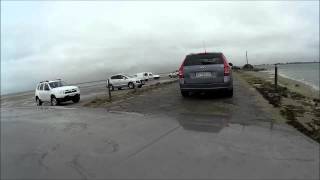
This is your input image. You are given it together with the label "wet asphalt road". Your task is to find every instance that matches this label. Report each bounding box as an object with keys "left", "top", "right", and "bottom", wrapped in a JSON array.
[{"left": 1, "top": 74, "right": 319, "bottom": 179}]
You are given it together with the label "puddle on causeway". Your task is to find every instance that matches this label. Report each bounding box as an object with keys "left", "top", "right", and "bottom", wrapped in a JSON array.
[{"left": 177, "top": 113, "right": 231, "bottom": 133}]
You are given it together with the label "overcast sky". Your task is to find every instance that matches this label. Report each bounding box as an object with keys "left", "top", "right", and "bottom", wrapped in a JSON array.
[{"left": 1, "top": 1, "right": 319, "bottom": 94}]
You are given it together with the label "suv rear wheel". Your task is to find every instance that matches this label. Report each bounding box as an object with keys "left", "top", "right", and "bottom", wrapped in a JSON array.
[
  {"left": 226, "top": 89, "right": 233, "bottom": 97},
  {"left": 181, "top": 90, "right": 189, "bottom": 97},
  {"left": 36, "top": 97, "right": 42, "bottom": 106},
  {"left": 51, "top": 96, "right": 59, "bottom": 106}
]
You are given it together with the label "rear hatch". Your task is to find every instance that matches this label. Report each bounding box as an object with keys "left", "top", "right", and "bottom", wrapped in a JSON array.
[{"left": 183, "top": 53, "right": 224, "bottom": 84}]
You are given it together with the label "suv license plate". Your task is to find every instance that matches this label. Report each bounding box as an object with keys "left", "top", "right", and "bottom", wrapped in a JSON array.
[{"left": 196, "top": 72, "right": 214, "bottom": 78}]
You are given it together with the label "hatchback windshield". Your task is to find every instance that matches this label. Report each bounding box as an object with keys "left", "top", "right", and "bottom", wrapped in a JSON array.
[{"left": 49, "top": 81, "right": 67, "bottom": 88}]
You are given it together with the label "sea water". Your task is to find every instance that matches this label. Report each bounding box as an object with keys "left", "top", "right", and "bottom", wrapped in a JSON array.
[
  {"left": 278, "top": 63, "right": 319, "bottom": 90},
  {"left": 265, "top": 63, "right": 320, "bottom": 90}
]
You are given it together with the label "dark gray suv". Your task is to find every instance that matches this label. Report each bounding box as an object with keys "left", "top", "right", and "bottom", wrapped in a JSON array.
[{"left": 178, "top": 52, "right": 233, "bottom": 97}]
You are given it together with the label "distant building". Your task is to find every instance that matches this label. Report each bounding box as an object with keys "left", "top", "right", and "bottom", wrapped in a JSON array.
[{"left": 242, "top": 64, "right": 254, "bottom": 70}]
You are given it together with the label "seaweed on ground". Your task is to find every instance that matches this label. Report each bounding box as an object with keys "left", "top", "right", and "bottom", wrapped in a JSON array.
[
  {"left": 237, "top": 72, "right": 320, "bottom": 143},
  {"left": 288, "top": 91, "right": 306, "bottom": 100},
  {"left": 280, "top": 105, "right": 305, "bottom": 120}
]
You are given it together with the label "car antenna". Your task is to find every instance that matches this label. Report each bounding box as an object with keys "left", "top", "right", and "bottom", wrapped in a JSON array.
[
  {"left": 203, "top": 41, "right": 207, "bottom": 53},
  {"left": 246, "top": 50, "right": 249, "bottom": 65}
]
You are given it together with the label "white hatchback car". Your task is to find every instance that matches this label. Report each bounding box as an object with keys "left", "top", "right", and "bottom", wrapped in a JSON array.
[
  {"left": 108, "top": 74, "right": 142, "bottom": 91},
  {"left": 35, "top": 80, "right": 80, "bottom": 106}
]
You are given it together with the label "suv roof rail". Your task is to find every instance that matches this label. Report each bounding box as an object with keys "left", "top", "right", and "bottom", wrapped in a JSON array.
[{"left": 188, "top": 52, "right": 222, "bottom": 55}]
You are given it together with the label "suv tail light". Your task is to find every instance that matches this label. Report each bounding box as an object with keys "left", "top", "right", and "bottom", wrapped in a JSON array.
[
  {"left": 178, "top": 59, "right": 185, "bottom": 79},
  {"left": 222, "top": 55, "right": 230, "bottom": 76}
]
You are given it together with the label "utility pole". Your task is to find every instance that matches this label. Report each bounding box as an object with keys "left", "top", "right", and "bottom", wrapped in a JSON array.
[{"left": 246, "top": 51, "right": 248, "bottom": 65}]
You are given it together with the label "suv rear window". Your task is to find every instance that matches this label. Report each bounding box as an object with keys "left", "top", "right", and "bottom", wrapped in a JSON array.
[
  {"left": 184, "top": 53, "right": 223, "bottom": 66},
  {"left": 39, "top": 83, "right": 44, "bottom": 90},
  {"left": 44, "top": 84, "right": 50, "bottom": 91}
]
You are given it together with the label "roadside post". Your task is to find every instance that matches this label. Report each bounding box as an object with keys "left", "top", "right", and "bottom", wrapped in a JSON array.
[
  {"left": 107, "top": 79, "right": 112, "bottom": 101},
  {"left": 274, "top": 64, "right": 278, "bottom": 92}
]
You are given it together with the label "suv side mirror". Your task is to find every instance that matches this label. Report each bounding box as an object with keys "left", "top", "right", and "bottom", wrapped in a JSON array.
[
  {"left": 229, "top": 63, "right": 233, "bottom": 66},
  {"left": 45, "top": 86, "right": 50, "bottom": 91}
]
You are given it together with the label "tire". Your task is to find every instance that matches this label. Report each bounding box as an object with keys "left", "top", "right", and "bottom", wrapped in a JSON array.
[
  {"left": 51, "top": 96, "right": 59, "bottom": 106},
  {"left": 128, "top": 82, "right": 135, "bottom": 89},
  {"left": 181, "top": 90, "right": 189, "bottom": 97},
  {"left": 72, "top": 95, "right": 80, "bottom": 103},
  {"left": 138, "top": 84, "right": 142, "bottom": 88},
  {"left": 118, "top": 87, "right": 122, "bottom": 90},
  {"left": 36, "top": 97, "right": 42, "bottom": 106},
  {"left": 226, "top": 89, "right": 233, "bottom": 97}
]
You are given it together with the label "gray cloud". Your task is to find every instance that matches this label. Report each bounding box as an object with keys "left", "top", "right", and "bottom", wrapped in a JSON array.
[{"left": 1, "top": 1, "right": 319, "bottom": 94}]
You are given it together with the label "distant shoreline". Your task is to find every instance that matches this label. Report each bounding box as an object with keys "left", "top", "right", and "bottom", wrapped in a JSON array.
[
  {"left": 278, "top": 72, "right": 319, "bottom": 91},
  {"left": 255, "top": 61, "right": 320, "bottom": 66},
  {"left": 257, "top": 69, "right": 319, "bottom": 91},
  {"left": 255, "top": 62, "right": 319, "bottom": 91}
]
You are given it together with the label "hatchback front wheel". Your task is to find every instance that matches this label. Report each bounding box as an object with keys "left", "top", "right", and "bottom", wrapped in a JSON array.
[{"left": 128, "top": 82, "right": 135, "bottom": 89}]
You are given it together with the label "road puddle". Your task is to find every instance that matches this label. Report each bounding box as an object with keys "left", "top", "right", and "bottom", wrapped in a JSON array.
[{"left": 177, "top": 113, "right": 230, "bottom": 133}]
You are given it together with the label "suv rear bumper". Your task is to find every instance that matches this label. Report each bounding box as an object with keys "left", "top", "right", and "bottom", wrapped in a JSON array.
[{"left": 179, "top": 81, "right": 232, "bottom": 92}]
